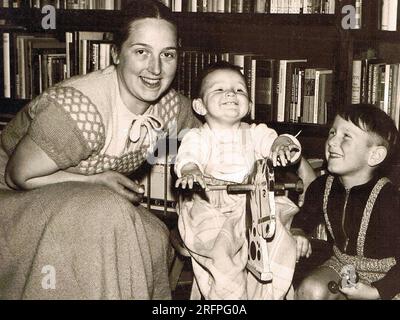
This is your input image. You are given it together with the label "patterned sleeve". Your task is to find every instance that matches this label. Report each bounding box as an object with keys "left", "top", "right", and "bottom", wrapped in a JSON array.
[
  {"left": 27, "top": 87, "right": 105, "bottom": 170},
  {"left": 174, "top": 128, "right": 209, "bottom": 177},
  {"left": 250, "top": 123, "right": 278, "bottom": 159}
]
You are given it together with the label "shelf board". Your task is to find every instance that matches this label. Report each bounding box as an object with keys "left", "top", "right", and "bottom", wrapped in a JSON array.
[
  {"left": 0, "top": 98, "right": 28, "bottom": 114},
  {"left": 0, "top": 8, "right": 337, "bottom": 32},
  {"left": 263, "top": 121, "right": 330, "bottom": 135},
  {"left": 176, "top": 12, "right": 337, "bottom": 26}
]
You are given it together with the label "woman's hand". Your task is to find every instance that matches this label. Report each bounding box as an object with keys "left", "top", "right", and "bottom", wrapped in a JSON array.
[
  {"left": 89, "top": 171, "right": 145, "bottom": 205},
  {"left": 175, "top": 163, "right": 207, "bottom": 190},
  {"left": 339, "top": 282, "right": 381, "bottom": 300}
]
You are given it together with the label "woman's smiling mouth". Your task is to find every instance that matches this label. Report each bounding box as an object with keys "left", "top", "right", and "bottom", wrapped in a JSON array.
[{"left": 140, "top": 76, "right": 161, "bottom": 88}]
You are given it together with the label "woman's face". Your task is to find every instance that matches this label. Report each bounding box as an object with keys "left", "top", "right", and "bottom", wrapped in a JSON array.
[{"left": 115, "top": 18, "right": 178, "bottom": 111}]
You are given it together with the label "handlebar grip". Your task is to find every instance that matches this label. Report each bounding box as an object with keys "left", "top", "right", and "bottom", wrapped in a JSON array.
[{"left": 274, "top": 180, "right": 304, "bottom": 193}]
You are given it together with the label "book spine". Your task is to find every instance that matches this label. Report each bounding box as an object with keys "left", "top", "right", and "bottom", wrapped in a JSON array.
[
  {"left": 380, "top": 0, "right": 390, "bottom": 30},
  {"left": 277, "top": 60, "right": 287, "bottom": 122},
  {"left": 394, "top": 64, "right": 400, "bottom": 128},
  {"left": 383, "top": 64, "right": 391, "bottom": 114},
  {"left": 296, "top": 69, "right": 304, "bottom": 121},
  {"left": 355, "top": 0, "right": 362, "bottom": 29},
  {"left": 313, "top": 70, "right": 321, "bottom": 124},
  {"left": 255, "top": 0, "right": 267, "bottom": 12},
  {"left": 3, "top": 33, "right": 11, "bottom": 98},
  {"left": 303, "top": 68, "right": 315, "bottom": 123},
  {"left": 351, "top": 59, "right": 362, "bottom": 103}
]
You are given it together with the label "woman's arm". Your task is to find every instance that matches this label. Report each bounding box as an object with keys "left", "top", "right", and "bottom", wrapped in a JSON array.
[
  {"left": 5, "top": 135, "right": 144, "bottom": 203},
  {"left": 5, "top": 135, "right": 88, "bottom": 190}
]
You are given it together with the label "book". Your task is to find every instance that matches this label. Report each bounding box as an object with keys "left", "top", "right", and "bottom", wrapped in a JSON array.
[
  {"left": 254, "top": 58, "right": 275, "bottom": 122},
  {"left": 276, "top": 59, "right": 307, "bottom": 122},
  {"left": 380, "top": 0, "right": 398, "bottom": 31},
  {"left": 392, "top": 64, "right": 400, "bottom": 128},
  {"left": 29, "top": 37, "right": 66, "bottom": 96},
  {"left": 303, "top": 68, "right": 316, "bottom": 123},
  {"left": 352, "top": 59, "right": 362, "bottom": 103},
  {"left": 316, "top": 70, "right": 333, "bottom": 124},
  {"left": 3, "top": 33, "right": 11, "bottom": 98}
]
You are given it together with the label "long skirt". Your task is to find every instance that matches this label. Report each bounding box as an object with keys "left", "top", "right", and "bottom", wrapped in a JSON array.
[{"left": 0, "top": 181, "right": 173, "bottom": 299}]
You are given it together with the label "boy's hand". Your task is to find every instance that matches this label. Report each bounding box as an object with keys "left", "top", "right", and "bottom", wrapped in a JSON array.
[
  {"left": 291, "top": 228, "right": 312, "bottom": 261},
  {"left": 339, "top": 282, "right": 380, "bottom": 300},
  {"left": 293, "top": 235, "right": 312, "bottom": 261},
  {"left": 175, "top": 163, "right": 207, "bottom": 190},
  {"left": 271, "top": 135, "right": 301, "bottom": 167}
]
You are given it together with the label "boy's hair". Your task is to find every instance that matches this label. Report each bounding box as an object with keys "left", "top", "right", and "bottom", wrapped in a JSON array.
[
  {"left": 338, "top": 103, "right": 399, "bottom": 167},
  {"left": 195, "top": 60, "right": 247, "bottom": 98}
]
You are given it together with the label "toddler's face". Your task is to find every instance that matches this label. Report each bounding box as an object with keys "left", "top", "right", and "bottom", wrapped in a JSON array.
[
  {"left": 325, "top": 115, "right": 377, "bottom": 179},
  {"left": 200, "top": 69, "right": 250, "bottom": 126}
]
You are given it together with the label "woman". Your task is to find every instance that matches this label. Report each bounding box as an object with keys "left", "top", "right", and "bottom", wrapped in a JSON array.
[{"left": 0, "top": 0, "right": 200, "bottom": 299}]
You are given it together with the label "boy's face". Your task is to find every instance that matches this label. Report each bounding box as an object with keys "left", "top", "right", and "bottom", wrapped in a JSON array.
[
  {"left": 325, "top": 115, "right": 382, "bottom": 180},
  {"left": 195, "top": 69, "right": 251, "bottom": 128}
]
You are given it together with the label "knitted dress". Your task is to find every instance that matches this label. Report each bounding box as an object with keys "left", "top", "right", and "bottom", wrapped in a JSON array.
[{"left": 0, "top": 65, "right": 200, "bottom": 299}]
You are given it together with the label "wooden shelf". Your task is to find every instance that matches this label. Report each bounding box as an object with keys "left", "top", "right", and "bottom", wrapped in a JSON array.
[
  {"left": 0, "top": 8, "right": 338, "bottom": 32},
  {"left": 0, "top": 98, "right": 28, "bottom": 114}
]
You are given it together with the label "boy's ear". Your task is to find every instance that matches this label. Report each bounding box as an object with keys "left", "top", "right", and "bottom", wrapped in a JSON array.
[
  {"left": 192, "top": 98, "right": 207, "bottom": 116},
  {"left": 368, "top": 146, "right": 387, "bottom": 167},
  {"left": 111, "top": 46, "right": 120, "bottom": 65}
]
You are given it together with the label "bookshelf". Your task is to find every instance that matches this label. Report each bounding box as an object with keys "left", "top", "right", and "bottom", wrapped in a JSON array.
[{"left": 0, "top": 0, "right": 400, "bottom": 163}]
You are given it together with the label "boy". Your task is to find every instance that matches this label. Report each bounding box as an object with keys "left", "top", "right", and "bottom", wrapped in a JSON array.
[
  {"left": 174, "top": 61, "right": 310, "bottom": 299},
  {"left": 293, "top": 104, "right": 400, "bottom": 300}
]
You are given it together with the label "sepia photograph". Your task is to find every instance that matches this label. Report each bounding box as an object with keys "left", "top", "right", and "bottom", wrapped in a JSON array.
[{"left": 0, "top": 0, "right": 399, "bottom": 308}]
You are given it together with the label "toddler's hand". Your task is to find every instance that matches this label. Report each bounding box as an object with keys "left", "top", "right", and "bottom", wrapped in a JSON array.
[
  {"left": 271, "top": 143, "right": 301, "bottom": 167},
  {"left": 175, "top": 165, "right": 207, "bottom": 190}
]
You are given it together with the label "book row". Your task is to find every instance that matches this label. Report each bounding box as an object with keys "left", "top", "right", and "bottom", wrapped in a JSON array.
[
  {"left": 352, "top": 58, "right": 400, "bottom": 129},
  {"left": 1, "top": 31, "right": 114, "bottom": 99},
  {"left": 0, "top": 0, "right": 336, "bottom": 14},
  {"left": 1, "top": 32, "right": 334, "bottom": 125},
  {"left": 175, "top": 50, "right": 333, "bottom": 124},
  {"left": 0, "top": 0, "right": 122, "bottom": 9},
  {"left": 162, "top": 0, "right": 336, "bottom": 14}
]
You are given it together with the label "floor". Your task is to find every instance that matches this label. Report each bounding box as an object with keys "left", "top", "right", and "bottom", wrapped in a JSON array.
[
  {"left": 155, "top": 209, "right": 332, "bottom": 300},
  {"left": 171, "top": 259, "right": 193, "bottom": 300}
]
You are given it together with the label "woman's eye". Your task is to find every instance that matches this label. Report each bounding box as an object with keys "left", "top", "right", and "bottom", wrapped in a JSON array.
[
  {"left": 329, "top": 129, "right": 335, "bottom": 136},
  {"left": 135, "top": 49, "right": 147, "bottom": 55},
  {"left": 162, "top": 51, "right": 176, "bottom": 59},
  {"left": 344, "top": 133, "right": 351, "bottom": 139}
]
